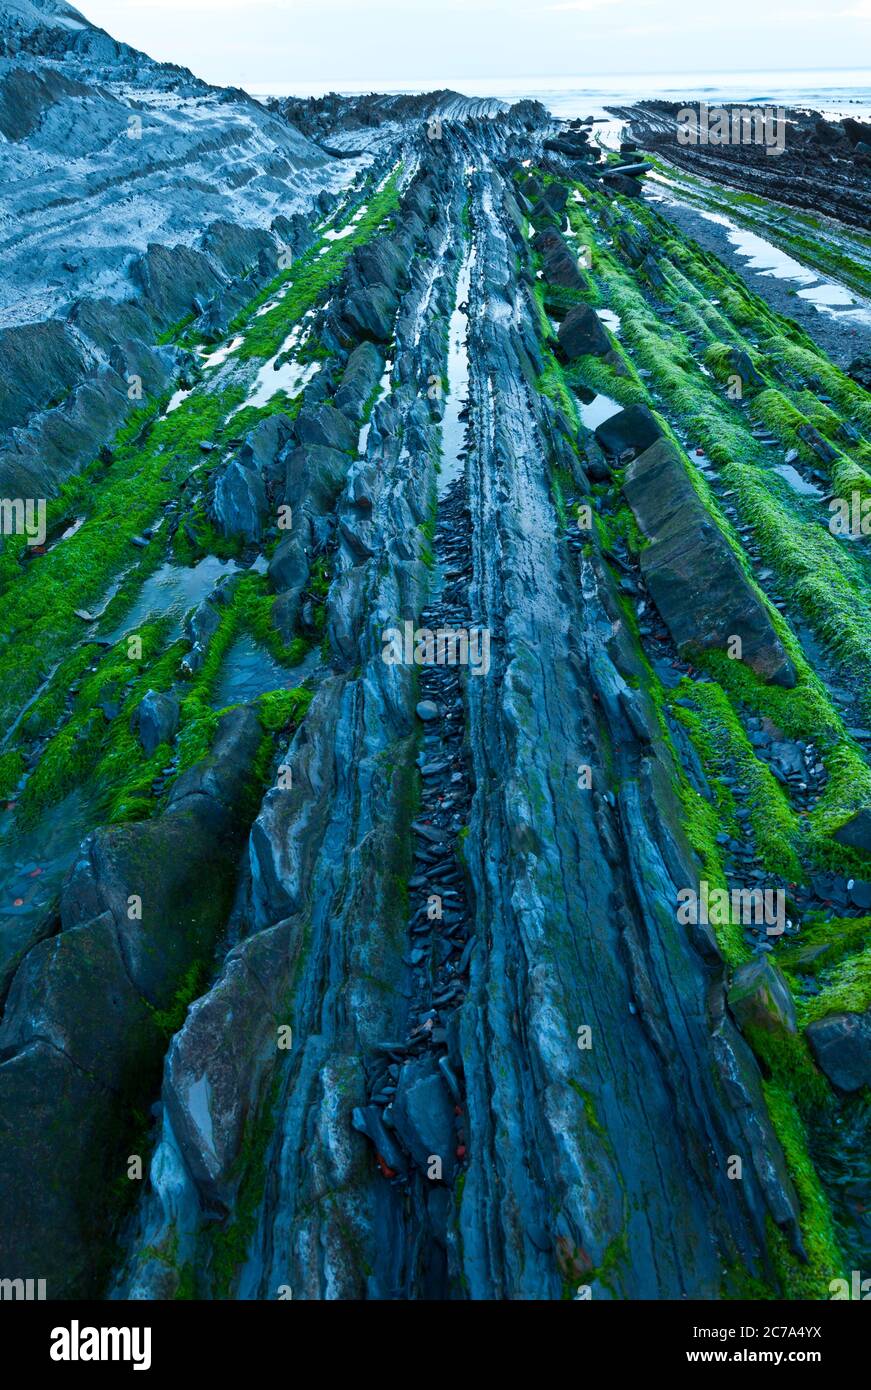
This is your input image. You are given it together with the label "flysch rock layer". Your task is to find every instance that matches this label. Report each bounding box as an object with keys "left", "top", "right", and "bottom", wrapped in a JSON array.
[
  {"left": 2, "top": 0, "right": 865, "bottom": 1303},
  {"left": 111, "top": 134, "right": 803, "bottom": 1302}
]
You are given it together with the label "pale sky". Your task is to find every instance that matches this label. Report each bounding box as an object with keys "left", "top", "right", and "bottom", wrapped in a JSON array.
[{"left": 76, "top": 0, "right": 871, "bottom": 92}]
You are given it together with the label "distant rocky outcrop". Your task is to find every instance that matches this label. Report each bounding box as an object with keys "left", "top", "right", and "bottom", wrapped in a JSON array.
[{"left": 615, "top": 100, "right": 871, "bottom": 232}]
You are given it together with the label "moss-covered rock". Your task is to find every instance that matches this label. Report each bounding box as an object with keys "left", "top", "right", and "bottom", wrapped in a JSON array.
[{"left": 729, "top": 958, "right": 797, "bottom": 1036}]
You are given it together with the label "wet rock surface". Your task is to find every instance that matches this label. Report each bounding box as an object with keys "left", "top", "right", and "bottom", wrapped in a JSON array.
[{"left": 1, "top": 10, "right": 869, "bottom": 1303}]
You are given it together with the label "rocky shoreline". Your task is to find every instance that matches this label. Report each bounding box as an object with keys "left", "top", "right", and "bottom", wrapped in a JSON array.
[
  {"left": 615, "top": 101, "right": 871, "bottom": 231},
  {"left": 1, "top": 0, "right": 871, "bottom": 1302}
]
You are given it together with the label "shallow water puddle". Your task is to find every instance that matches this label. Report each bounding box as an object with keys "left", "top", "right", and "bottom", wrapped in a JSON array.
[
  {"left": 773, "top": 462, "right": 825, "bottom": 497},
  {"left": 322, "top": 204, "right": 367, "bottom": 242},
  {"left": 591, "top": 117, "right": 628, "bottom": 152},
  {"left": 697, "top": 209, "right": 818, "bottom": 283},
  {"left": 199, "top": 335, "right": 244, "bottom": 369},
  {"left": 254, "top": 283, "right": 290, "bottom": 319},
  {"left": 46, "top": 516, "right": 85, "bottom": 551},
  {"left": 241, "top": 356, "right": 319, "bottom": 412},
  {"left": 210, "top": 634, "right": 294, "bottom": 708},
  {"left": 165, "top": 387, "right": 192, "bottom": 414},
  {"left": 799, "top": 281, "right": 855, "bottom": 307},
  {"left": 798, "top": 282, "right": 871, "bottom": 327},
  {"left": 233, "top": 321, "right": 319, "bottom": 414},
  {"left": 578, "top": 391, "right": 622, "bottom": 432},
  {"left": 106, "top": 554, "right": 241, "bottom": 642},
  {"left": 656, "top": 187, "right": 871, "bottom": 324},
  {"left": 438, "top": 240, "right": 476, "bottom": 497}
]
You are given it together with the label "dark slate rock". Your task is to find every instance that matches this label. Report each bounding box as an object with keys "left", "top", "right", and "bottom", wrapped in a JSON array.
[
  {"left": 268, "top": 531, "right": 309, "bottom": 596},
  {"left": 132, "top": 688, "right": 180, "bottom": 757},
  {"left": 235, "top": 412, "right": 295, "bottom": 490},
  {"left": 354, "top": 239, "right": 407, "bottom": 295},
  {"left": 391, "top": 1056, "right": 457, "bottom": 1181},
  {"left": 615, "top": 223, "right": 650, "bottom": 267},
  {"left": 534, "top": 226, "right": 588, "bottom": 291},
  {"left": 806, "top": 1011, "right": 871, "bottom": 1092},
  {"left": 351, "top": 1105, "right": 408, "bottom": 1175},
  {"left": 131, "top": 241, "right": 225, "bottom": 329},
  {"left": 601, "top": 171, "right": 644, "bottom": 197},
  {"left": 283, "top": 443, "right": 350, "bottom": 512},
  {"left": 623, "top": 438, "right": 797, "bottom": 687},
  {"left": 337, "top": 285, "right": 397, "bottom": 345},
  {"left": 833, "top": 808, "right": 871, "bottom": 855},
  {"left": 0, "top": 705, "right": 262, "bottom": 1295},
  {"left": 202, "top": 219, "right": 275, "bottom": 281},
  {"left": 728, "top": 958, "right": 796, "bottom": 1035},
  {"left": 557, "top": 304, "right": 611, "bottom": 360},
  {"left": 295, "top": 402, "right": 357, "bottom": 454},
  {"left": 540, "top": 181, "right": 569, "bottom": 214},
  {"left": 333, "top": 341, "right": 383, "bottom": 419},
  {"left": 213, "top": 458, "right": 269, "bottom": 541},
  {"left": 594, "top": 403, "right": 662, "bottom": 458},
  {"left": 164, "top": 918, "right": 304, "bottom": 1204},
  {"left": 0, "top": 319, "right": 85, "bottom": 432},
  {"left": 723, "top": 347, "right": 766, "bottom": 391},
  {"left": 797, "top": 423, "right": 839, "bottom": 464},
  {"left": 847, "top": 355, "right": 871, "bottom": 391}
]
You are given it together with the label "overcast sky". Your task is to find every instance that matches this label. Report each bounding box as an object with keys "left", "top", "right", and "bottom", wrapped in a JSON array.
[{"left": 77, "top": 0, "right": 871, "bottom": 91}]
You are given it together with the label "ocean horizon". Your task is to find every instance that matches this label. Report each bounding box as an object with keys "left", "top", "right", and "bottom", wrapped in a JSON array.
[{"left": 248, "top": 67, "right": 871, "bottom": 120}]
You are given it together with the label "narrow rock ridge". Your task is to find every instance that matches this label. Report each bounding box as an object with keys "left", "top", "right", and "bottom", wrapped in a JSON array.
[
  {"left": 112, "top": 136, "right": 803, "bottom": 1303},
  {"left": 448, "top": 163, "right": 799, "bottom": 1298}
]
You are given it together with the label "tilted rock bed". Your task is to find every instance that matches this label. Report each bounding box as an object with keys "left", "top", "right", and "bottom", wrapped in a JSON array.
[
  {"left": 524, "top": 157, "right": 871, "bottom": 1285},
  {"left": 353, "top": 473, "right": 475, "bottom": 1251},
  {"left": 2, "top": 30, "right": 871, "bottom": 1297},
  {"left": 614, "top": 101, "right": 871, "bottom": 234}
]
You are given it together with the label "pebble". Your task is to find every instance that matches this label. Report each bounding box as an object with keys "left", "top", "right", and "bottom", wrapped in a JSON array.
[{"left": 420, "top": 759, "right": 450, "bottom": 777}]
